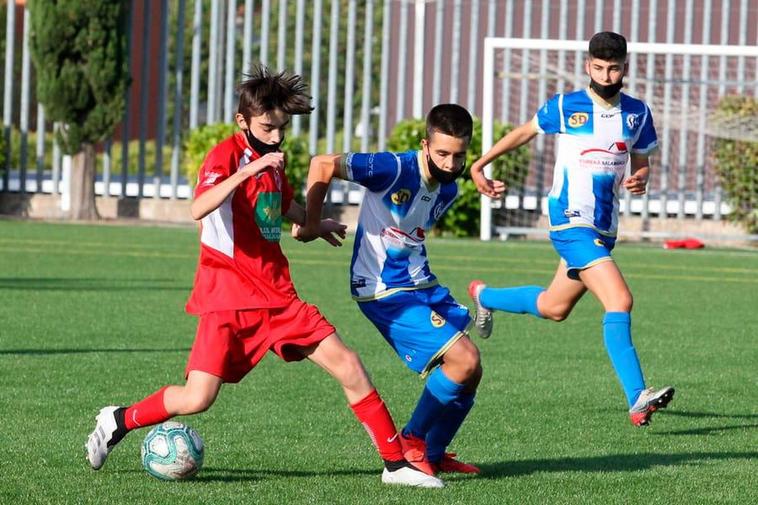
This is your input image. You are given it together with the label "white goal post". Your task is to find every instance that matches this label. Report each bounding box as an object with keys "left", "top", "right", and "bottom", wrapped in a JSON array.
[{"left": 480, "top": 38, "right": 758, "bottom": 241}]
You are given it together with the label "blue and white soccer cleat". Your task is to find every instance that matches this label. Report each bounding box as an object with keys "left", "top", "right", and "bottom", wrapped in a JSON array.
[
  {"left": 629, "top": 386, "right": 675, "bottom": 426},
  {"left": 468, "top": 280, "right": 493, "bottom": 339},
  {"left": 85, "top": 406, "right": 123, "bottom": 470}
]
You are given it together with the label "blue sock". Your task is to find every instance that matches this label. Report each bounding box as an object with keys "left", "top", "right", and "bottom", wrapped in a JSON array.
[
  {"left": 425, "top": 392, "right": 475, "bottom": 463},
  {"left": 603, "top": 312, "right": 646, "bottom": 407},
  {"left": 480, "top": 285, "right": 544, "bottom": 318},
  {"left": 403, "top": 368, "right": 465, "bottom": 439}
]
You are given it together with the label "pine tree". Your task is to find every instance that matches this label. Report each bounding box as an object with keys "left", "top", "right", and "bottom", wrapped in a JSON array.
[{"left": 29, "top": 0, "right": 129, "bottom": 219}]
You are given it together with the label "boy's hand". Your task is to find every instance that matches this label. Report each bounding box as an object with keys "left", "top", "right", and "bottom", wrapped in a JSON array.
[
  {"left": 291, "top": 219, "right": 347, "bottom": 247},
  {"left": 239, "top": 152, "right": 284, "bottom": 179},
  {"left": 471, "top": 161, "right": 507, "bottom": 198},
  {"left": 291, "top": 222, "right": 319, "bottom": 243},
  {"left": 318, "top": 218, "right": 347, "bottom": 247},
  {"left": 623, "top": 172, "right": 648, "bottom": 195}
]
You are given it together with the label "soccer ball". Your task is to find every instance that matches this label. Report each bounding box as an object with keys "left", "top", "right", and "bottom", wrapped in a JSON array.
[{"left": 141, "top": 422, "right": 204, "bottom": 480}]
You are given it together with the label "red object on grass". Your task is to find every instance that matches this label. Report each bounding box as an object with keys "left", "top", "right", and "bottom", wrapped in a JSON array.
[{"left": 663, "top": 238, "right": 705, "bottom": 249}]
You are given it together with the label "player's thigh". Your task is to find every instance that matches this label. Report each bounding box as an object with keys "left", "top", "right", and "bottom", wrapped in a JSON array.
[
  {"left": 358, "top": 294, "right": 464, "bottom": 377},
  {"left": 577, "top": 260, "right": 633, "bottom": 312},
  {"left": 538, "top": 261, "right": 587, "bottom": 320},
  {"left": 303, "top": 332, "right": 367, "bottom": 379}
]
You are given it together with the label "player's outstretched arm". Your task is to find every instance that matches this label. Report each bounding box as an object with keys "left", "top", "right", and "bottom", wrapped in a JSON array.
[
  {"left": 190, "top": 152, "right": 284, "bottom": 220},
  {"left": 287, "top": 199, "right": 347, "bottom": 247},
  {"left": 470, "top": 120, "right": 538, "bottom": 198},
  {"left": 293, "top": 154, "right": 345, "bottom": 242},
  {"left": 624, "top": 155, "right": 651, "bottom": 195}
]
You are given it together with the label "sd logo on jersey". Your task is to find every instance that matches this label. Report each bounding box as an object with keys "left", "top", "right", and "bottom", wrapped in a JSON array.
[
  {"left": 391, "top": 189, "right": 411, "bottom": 205},
  {"left": 568, "top": 112, "right": 589, "bottom": 128},
  {"left": 430, "top": 311, "right": 446, "bottom": 328}
]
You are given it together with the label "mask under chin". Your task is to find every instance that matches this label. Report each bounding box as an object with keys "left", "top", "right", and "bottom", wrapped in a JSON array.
[
  {"left": 590, "top": 79, "right": 623, "bottom": 100},
  {"left": 245, "top": 129, "right": 283, "bottom": 155},
  {"left": 427, "top": 155, "right": 465, "bottom": 184}
]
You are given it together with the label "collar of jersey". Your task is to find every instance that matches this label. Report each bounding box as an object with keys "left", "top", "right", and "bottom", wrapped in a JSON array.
[
  {"left": 417, "top": 150, "right": 439, "bottom": 191},
  {"left": 585, "top": 87, "right": 621, "bottom": 110}
]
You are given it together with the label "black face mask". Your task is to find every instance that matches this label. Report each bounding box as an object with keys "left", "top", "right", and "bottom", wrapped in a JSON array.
[
  {"left": 590, "top": 78, "right": 623, "bottom": 100},
  {"left": 245, "top": 129, "right": 283, "bottom": 155},
  {"left": 427, "top": 154, "right": 465, "bottom": 185}
]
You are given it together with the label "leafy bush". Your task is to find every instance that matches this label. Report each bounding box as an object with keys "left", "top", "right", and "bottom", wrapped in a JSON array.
[
  {"left": 387, "top": 117, "right": 530, "bottom": 236},
  {"left": 183, "top": 123, "right": 311, "bottom": 204},
  {"left": 713, "top": 96, "right": 758, "bottom": 234}
]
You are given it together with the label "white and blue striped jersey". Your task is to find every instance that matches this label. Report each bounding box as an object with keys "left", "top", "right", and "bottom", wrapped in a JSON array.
[
  {"left": 535, "top": 89, "right": 658, "bottom": 236},
  {"left": 340, "top": 151, "right": 458, "bottom": 301}
]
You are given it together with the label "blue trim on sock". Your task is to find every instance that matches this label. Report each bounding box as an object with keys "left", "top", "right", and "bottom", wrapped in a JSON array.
[
  {"left": 603, "top": 311, "right": 645, "bottom": 407},
  {"left": 480, "top": 285, "right": 545, "bottom": 318},
  {"left": 426, "top": 367, "right": 465, "bottom": 404}
]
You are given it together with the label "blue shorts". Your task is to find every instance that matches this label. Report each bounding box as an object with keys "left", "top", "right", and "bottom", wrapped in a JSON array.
[
  {"left": 550, "top": 227, "right": 617, "bottom": 280},
  {"left": 357, "top": 285, "right": 472, "bottom": 377}
]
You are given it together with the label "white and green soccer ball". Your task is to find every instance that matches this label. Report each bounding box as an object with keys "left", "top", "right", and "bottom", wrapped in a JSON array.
[{"left": 141, "top": 422, "right": 204, "bottom": 480}]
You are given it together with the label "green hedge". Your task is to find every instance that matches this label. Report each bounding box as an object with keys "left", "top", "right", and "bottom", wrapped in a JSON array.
[
  {"left": 183, "top": 123, "right": 311, "bottom": 204},
  {"left": 0, "top": 128, "right": 6, "bottom": 171},
  {"left": 713, "top": 96, "right": 758, "bottom": 234},
  {"left": 387, "top": 117, "right": 530, "bottom": 237}
]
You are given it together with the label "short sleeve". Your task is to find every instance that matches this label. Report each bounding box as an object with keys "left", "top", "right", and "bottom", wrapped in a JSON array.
[
  {"left": 194, "top": 146, "right": 232, "bottom": 198},
  {"left": 631, "top": 105, "right": 658, "bottom": 155},
  {"left": 534, "top": 94, "right": 562, "bottom": 135},
  {"left": 341, "top": 152, "right": 400, "bottom": 193}
]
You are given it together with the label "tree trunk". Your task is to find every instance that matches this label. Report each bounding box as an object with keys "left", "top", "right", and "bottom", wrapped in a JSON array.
[{"left": 69, "top": 143, "right": 99, "bottom": 220}]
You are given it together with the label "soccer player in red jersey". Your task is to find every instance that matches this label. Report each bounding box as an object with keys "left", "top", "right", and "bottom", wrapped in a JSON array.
[{"left": 85, "top": 65, "right": 442, "bottom": 488}]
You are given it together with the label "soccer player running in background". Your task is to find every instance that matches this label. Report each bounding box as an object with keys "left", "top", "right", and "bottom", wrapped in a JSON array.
[
  {"left": 85, "top": 65, "right": 442, "bottom": 488},
  {"left": 468, "top": 32, "right": 674, "bottom": 427},
  {"left": 295, "top": 104, "right": 482, "bottom": 476}
]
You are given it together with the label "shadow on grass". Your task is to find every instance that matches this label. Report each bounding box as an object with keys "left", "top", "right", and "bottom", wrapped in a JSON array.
[
  {"left": 478, "top": 451, "right": 758, "bottom": 479},
  {"left": 0, "top": 277, "right": 190, "bottom": 292},
  {"left": 656, "top": 410, "right": 758, "bottom": 420},
  {"left": 122, "top": 466, "right": 379, "bottom": 483},
  {"left": 0, "top": 348, "right": 190, "bottom": 355},
  {"left": 649, "top": 424, "right": 758, "bottom": 436}
]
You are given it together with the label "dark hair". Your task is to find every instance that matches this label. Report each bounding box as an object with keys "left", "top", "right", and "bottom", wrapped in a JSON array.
[
  {"left": 425, "top": 104, "right": 473, "bottom": 140},
  {"left": 588, "top": 31, "right": 627, "bottom": 61},
  {"left": 237, "top": 64, "right": 313, "bottom": 121}
]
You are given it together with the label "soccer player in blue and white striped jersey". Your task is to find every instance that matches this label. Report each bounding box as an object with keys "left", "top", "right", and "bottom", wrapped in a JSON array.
[
  {"left": 297, "top": 104, "right": 482, "bottom": 476},
  {"left": 469, "top": 32, "right": 674, "bottom": 427}
]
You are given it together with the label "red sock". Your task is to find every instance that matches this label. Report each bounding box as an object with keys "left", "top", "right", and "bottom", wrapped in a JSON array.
[
  {"left": 124, "top": 386, "right": 171, "bottom": 430},
  {"left": 350, "top": 389, "right": 404, "bottom": 462}
]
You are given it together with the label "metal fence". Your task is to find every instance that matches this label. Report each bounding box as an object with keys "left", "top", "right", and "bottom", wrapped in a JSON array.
[{"left": 1, "top": 0, "right": 756, "bottom": 223}]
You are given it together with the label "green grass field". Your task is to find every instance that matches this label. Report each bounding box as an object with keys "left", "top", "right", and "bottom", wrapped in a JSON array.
[{"left": 1, "top": 219, "right": 756, "bottom": 504}]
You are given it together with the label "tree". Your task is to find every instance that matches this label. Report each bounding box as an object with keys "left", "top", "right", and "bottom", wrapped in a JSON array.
[{"left": 29, "top": 0, "right": 130, "bottom": 219}]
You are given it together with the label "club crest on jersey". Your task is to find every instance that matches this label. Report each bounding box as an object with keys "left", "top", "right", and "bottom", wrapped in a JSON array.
[
  {"left": 568, "top": 112, "right": 589, "bottom": 128},
  {"left": 391, "top": 189, "right": 411, "bottom": 205},
  {"left": 430, "top": 311, "right": 446, "bottom": 328},
  {"left": 626, "top": 113, "right": 639, "bottom": 130}
]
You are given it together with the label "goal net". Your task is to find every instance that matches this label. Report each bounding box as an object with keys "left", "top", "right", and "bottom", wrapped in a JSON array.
[{"left": 480, "top": 38, "right": 758, "bottom": 241}]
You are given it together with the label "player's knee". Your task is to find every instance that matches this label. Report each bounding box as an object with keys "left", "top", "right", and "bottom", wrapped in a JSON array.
[
  {"left": 606, "top": 291, "right": 633, "bottom": 312},
  {"left": 455, "top": 342, "right": 481, "bottom": 380},
  {"left": 541, "top": 305, "right": 571, "bottom": 322}
]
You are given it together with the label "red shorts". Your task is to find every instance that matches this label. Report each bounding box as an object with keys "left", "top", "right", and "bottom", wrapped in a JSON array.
[{"left": 185, "top": 298, "right": 336, "bottom": 383}]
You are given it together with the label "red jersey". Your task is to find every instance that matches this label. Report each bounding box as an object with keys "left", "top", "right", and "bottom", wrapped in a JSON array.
[{"left": 186, "top": 132, "right": 297, "bottom": 314}]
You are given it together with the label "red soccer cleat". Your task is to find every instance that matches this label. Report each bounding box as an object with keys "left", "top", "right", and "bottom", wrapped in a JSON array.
[
  {"left": 399, "top": 432, "right": 436, "bottom": 476},
  {"left": 431, "top": 453, "right": 481, "bottom": 474}
]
